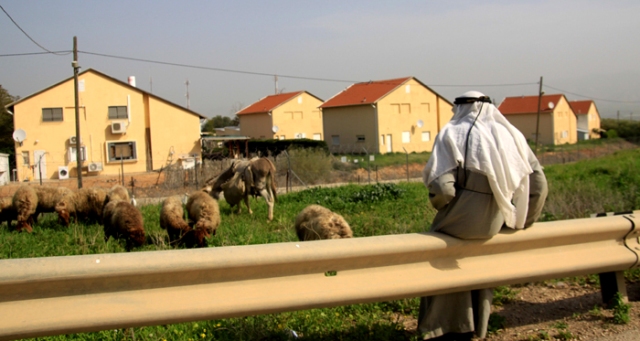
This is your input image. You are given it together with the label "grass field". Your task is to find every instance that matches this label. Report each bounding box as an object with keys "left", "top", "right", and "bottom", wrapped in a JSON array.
[{"left": 2, "top": 148, "right": 640, "bottom": 340}]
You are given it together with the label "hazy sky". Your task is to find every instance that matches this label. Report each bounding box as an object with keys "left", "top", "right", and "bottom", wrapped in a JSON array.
[{"left": 2, "top": 1, "right": 639, "bottom": 120}]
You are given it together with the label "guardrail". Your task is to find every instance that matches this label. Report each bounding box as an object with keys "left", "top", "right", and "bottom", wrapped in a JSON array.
[{"left": 0, "top": 211, "right": 638, "bottom": 340}]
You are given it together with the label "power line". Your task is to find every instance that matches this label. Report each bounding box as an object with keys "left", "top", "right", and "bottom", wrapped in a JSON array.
[
  {"left": 0, "top": 51, "right": 71, "bottom": 57},
  {"left": 78, "top": 50, "right": 361, "bottom": 84},
  {"left": 544, "top": 84, "right": 640, "bottom": 104},
  {"left": 430, "top": 82, "right": 537, "bottom": 87},
  {"left": 0, "top": 4, "right": 71, "bottom": 56}
]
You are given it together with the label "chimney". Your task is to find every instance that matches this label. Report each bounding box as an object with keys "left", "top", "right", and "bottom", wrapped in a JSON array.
[{"left": 128, "top": 76, "right": 136, "bottom": 87}]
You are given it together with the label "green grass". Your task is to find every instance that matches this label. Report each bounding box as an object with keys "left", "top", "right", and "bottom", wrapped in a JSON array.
[{"left": 2, "top": 148, "right": 640, "bottom": 340}]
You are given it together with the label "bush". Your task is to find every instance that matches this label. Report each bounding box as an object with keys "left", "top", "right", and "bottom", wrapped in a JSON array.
[{"left": 275, "top": 147, "right": 333, "bottom": 185}]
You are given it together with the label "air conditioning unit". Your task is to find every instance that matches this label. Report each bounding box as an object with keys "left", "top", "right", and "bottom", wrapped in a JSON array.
[
  {"left": 88, "top": 162, "right": 103, "bottom": 172},
  {"left": 58, "top": 166, "right": 69, "bottom": 180},
  {"left": 69, "top": 136, "right": 81, "bottom": 145},
  {"left": 111, "top": 122, "right": 127, "bottom": 134}
]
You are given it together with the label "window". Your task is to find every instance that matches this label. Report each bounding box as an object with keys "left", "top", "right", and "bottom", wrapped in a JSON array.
[
  {"left": 107, "top": 141, "right": 137, "bottom": 162},
  {"left": 42, "top": 108, "right": 63, "bottom": 122},
  {"left": 313, "top": 133, "right": 321, "bottom": 141},
  {"left": 402, "top": 131, "right": 411, "bottom": 143},
  {"left": 356, "top": 135, "right": 365, "bottom": 143},
  {"left": 562, "top": 130, "right": 568, "bottom": 139},
  {"left": 279, "top": 135, "right": 285, "bottom": 140},
  {"left": 22, "top": 151, "right": 30, "bottom": 166},
  {"left": 421, "top": 131, "right": 431, "bottom": 142},
  {"left": 108, "top": 106, "right": 128, "bottom": 119},
  {"left": 332, "top": 135, "right": 340, "bottom": 146},
  {"left": 68, "top": 146, "right": 87, "bottom": 162}
]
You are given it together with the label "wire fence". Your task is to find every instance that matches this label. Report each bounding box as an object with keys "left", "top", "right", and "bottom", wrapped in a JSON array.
[{"left": 2, "top": 138, "right": 638, "bottom": 201}]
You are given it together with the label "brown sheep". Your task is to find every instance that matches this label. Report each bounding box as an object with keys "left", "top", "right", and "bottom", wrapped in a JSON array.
[
  {"left": 55, "top": 187, "right": 108, "bottom": 226},
  {"left": 105, "top": 185, "right": 130, "bottom": 204},
  {"left": 12, "top": 185, "right": 38, "bottom": 233},
  {"left": 185, "top": 190, "right": 220, "bottom": 247},
  {"left": 33, "top": 186, "right": 73, "bottom": 216},
  {"left": 160, "top": 196, "right": 190, "bottom": 244},
  {"left": 294, "top": 205, "right": 353, "bottom": 241},
  {"left": 103, "top": 199, "right": 145, "bottom": 251},
  {"left": 0, "top": 197, "right": 17, "bottom": 229}
]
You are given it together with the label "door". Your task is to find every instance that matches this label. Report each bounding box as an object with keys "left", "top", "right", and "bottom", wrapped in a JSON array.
[
  {"left": 34, "top": 150, "right": 47, "bottom": 180},
  {"left": 386, "top": 134, "right": 392, "bottom": 153}
]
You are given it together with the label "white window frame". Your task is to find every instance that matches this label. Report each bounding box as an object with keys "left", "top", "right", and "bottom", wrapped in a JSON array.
[
  {"left": 108, "top": 106, "right": 128, "bottom": 119},
  {"left": 421, "top": 131, "right": 431, "bottom": 142},
  {"left": 106, "top": 141, "right": 137, "bottom": 162},
  {"left": 68, "top": 146, "right": 87, "bottom": 162},
  {"left": 402, "top": 131, "right": 411, "bottom": 143},
  {"left": 42, "top": 107, "right": 63, "bottom": 122}
]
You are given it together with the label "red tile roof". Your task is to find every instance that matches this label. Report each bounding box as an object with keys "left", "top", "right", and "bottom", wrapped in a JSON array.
[
  {"left": 237, "top": 91, "right": 304, "bottom": 115},
  {"left": 320, "top": 77, "right": 412, "bottom": 108},
  {"left": 498, "top": 94, "right": 564, "bottom": 115},
  {"left": 569, "top": 100, "right": 593, "bottom": 115}
]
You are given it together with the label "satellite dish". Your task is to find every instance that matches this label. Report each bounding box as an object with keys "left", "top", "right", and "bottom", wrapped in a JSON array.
[
  {"left": 272, "top": 126, "right": 279, "bottom": 133},
  {"left": 416, "top": 120, "right": 424, "bottom": 128},
  {"left": 548, "top": 102, "right": 555, "bottom": 109},
  {"left": 12, "top": 129, "right": 26, "bottom": 144}
]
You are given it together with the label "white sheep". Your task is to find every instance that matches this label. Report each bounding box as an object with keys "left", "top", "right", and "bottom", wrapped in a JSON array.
[{"left": 294, "top": 205, "right": 353, "bottom": 241}]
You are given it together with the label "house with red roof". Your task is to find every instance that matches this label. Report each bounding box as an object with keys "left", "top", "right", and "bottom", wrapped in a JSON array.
[
  {"left": 569, "top": 100, "right": 601, "bottom": 140},
  {"left": 498, "top": 94, "right": 577, "bottom": 145},
  {"left": 319, "top": 77, "right": 453, "bottom": 154},
  {"left": 237, "top": 91, "right": 324, "bottom": 140}
]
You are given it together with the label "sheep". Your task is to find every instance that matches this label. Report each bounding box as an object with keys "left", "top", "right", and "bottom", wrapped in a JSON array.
[
  {"left": 55, "top": 187, "right": 108, "bottom": 226},
  {"left": 33, "top": 186, "right": 73, "bottom": 217},
  {"left": 294, "top": 205, "right": 353, "bottom": 241},
  {"left": 103, "top": 199, "right": 145, "bottom": 251},
  {"left": 105, "top": 185, "right": 130, "bottom": 204},
  {"left": 184, "top": 190, "right": 220, "bottom": 247},
  {"left": 160, "top": 196, "right": 191, "bottom": 244},
  {"left": 12, "top": 185, "right": 38, "bottom": 233},
  {"left": 0, "top": 197, "right": 17, "bottom": 229}
]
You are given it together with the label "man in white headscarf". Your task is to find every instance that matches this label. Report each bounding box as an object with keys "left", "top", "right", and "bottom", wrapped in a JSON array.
[{"left": 418, "top": 91, "right": 548, "bottom": 340}]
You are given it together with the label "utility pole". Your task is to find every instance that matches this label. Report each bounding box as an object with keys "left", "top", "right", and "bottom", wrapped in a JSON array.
[
  {"left": 534, "top": 76, "right": 543, "bottom": 156},
  {"left": 185, "top": 79, "right": 190, "bottom": 109},
  {"left": 617, "top": 110, "right": 620, "bottom": 124},
  {"left": 72, "top": 36, "right": 83, "bottom": 188},
  {"left": 274, "top": 75, "right": 278, "bottom": 94}
]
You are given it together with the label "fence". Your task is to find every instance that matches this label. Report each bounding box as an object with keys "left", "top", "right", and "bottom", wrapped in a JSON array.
[{"left": 0, "top": 211, "right": 637, "bottom": 340}]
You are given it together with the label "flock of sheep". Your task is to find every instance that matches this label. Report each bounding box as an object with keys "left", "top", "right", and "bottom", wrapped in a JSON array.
[{"left": 0, "top": 157, "right": 354, "bottom": 250}]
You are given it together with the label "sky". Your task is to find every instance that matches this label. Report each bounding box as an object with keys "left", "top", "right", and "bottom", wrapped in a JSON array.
[{"left": 1, "top": 1, "right": 639, "bottom": 120}]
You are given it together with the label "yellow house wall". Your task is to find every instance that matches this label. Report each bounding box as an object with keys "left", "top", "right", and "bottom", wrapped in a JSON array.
[
  {"left": 272, "top": 93, "right": 323, "bottom": 140},
  {"left": 239, "top": 114, "right": 272, "bottom": 139},
  {"left": 376, "top": 79, "right": 452, "bottom": 153},
  {"left": 588, "top": 105, "right": 601, "bottom": 139},
  {"left": 552, "top": 98, "right": 577, "bottom": 145},
  {"left": 322, "top": 106, "right": 377, "bottom": 153},
  {"left": 503, "top": 113, "right": 554, "bottom": 145},
  {"left": 322, "top": 80, "right": 453, "bottom": 154},
  {"left": 147, "top": 96, "right": 202, "bottom": 170},
  {"left": 12, "top": 71, "right": 201, "bottom": 181},
  {"left": 437, "top": 97, "right": 453, "bottom": 131}
]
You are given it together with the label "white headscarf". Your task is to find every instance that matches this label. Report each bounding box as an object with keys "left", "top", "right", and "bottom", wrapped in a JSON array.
[{"left": 423, "top": 99, "right": 534, "bottom": 229}]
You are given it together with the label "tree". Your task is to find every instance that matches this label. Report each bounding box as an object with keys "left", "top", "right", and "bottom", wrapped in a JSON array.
[
  {"left": 0, "top": 85, "right": 17, "bottom": 170},
  {"left": 201, "top": 102, "right": 243, "bottom": 133}
]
